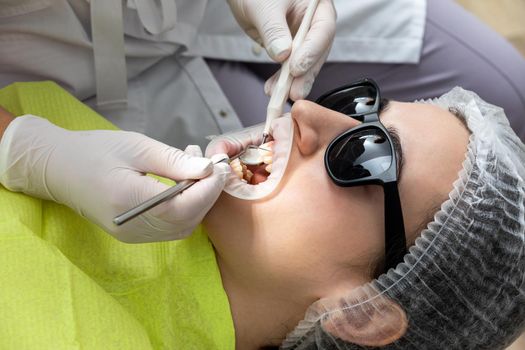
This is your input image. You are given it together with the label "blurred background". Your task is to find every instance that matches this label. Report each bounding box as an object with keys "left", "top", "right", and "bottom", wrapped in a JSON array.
[
  {"left": 455, "top": 2, "right": 525, "bottom": 350},
  {"left": 457, "top": 0, "right": 525, "bottom": 57}
]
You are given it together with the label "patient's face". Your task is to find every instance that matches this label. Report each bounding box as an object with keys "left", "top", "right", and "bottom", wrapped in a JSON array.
[{"left": 204, "top": 100, "right": 470, "bottom": 298}]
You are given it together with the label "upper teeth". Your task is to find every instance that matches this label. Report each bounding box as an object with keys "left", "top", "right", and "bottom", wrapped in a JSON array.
[{"left": 229, "top": 141, "right": 275, "bottom": 182}]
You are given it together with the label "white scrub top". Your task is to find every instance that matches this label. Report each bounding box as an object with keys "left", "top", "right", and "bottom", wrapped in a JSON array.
[{"left": 0, "top": 0, "right": 426, "bottom": 149}]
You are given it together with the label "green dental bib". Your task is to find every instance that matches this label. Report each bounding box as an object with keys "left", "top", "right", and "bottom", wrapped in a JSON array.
[{"left": 0, "top": 82, "right": 235, "bottom": 350}]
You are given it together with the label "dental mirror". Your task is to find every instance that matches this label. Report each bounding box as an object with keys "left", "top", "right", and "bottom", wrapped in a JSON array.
[{"left": 238, "top": 145, "right": 271, "bottom": 165}]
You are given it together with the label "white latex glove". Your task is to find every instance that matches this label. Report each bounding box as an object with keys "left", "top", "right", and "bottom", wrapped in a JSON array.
[
  {"left": 227, "top": 0, "right": 336, "bottom": 100},
  {"left": 206, "top": 123, "right": 265, "bottom": 159},
  {"left": 0, "top": 115, "right": 230, "bottom": 243}
]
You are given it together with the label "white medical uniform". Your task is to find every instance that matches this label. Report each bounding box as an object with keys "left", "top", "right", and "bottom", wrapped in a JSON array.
[{"left": 0, "top": 0, "right": 425, "bottom": 149}]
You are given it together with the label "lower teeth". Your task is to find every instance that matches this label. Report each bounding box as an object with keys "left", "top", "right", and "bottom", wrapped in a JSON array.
[{"left": 230, "top": 144, "right": 274, "bottom": 184}]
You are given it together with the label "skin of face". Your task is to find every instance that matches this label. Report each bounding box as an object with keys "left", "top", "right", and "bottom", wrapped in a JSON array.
[{"left": 204, "top": 100, "right": 470, "bottom": 347}]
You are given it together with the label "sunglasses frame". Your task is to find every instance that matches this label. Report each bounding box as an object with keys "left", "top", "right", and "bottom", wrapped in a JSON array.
[{"left": 317, "top": 78, "right": 407, "bottom": 273}]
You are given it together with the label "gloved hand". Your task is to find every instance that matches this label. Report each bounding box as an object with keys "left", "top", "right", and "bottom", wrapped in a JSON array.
[
  {"left": 206, "top": 122, "right": 265, "bottom": 159},
  {"left": 227, "top": 0, "right": 336, "bottom": 101},
  {"left": 0, "top": 115, "right": 230, "bottom": 243}
]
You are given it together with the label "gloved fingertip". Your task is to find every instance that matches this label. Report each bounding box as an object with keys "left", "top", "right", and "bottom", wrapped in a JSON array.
[
  {"left": 290, "top": 79, "right": 310, "bottom": 101},
  {"left": 289, "top": 86, "right": 301, "bottom": 102},
  {"left": 267, "top": 38, "right": 291, "bottom": 62},
  {"left": 302, "top": 80, "right": 314, "bottom": 99},
  {"left": 187, "top": 157, "right": 214, "bottom": 177},
  {"left": 264, "top": 79, "right": 272, "bottom": 96},
  {"left": 265, "top": 74, "right": 279, "bottom": 97},
  {"left": 184, "top": 144, "right": 203, "bottom": 157},
  {"left": 205, "top": 141, "right": 235, "bottom": 158}
]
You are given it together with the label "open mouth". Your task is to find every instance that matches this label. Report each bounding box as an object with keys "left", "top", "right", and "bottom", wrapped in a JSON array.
[
  {"left": 230, "top": 141, "right": 274, "bottom": 185},
  {"left": 219, "top": 115, "right": 293, "bottom": 200}
]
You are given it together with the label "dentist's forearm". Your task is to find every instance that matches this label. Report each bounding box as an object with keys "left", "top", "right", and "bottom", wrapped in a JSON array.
[{"left": 0, "top": 106, "right": 14, "bottom": 142}]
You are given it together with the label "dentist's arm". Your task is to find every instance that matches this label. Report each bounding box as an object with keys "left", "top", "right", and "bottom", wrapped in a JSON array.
[{"left": 0, "top": 113, "right": 230, "bottom": 243}]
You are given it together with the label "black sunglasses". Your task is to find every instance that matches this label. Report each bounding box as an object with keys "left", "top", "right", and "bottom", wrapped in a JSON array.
[{"left": 316, "top": 78, "right": 407, "bottom": 273}]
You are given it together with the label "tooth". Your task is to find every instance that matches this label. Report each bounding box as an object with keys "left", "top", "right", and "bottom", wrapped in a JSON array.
[
  {"left": 263, "top": 155, "right": 273, "bottom": 164},
  {"left": 245, "top": 169, "right": 253, "bottom": 181},
  {"left": 265, "top": 164, "right": 272, "bottom": 173},
  {"left": 230, "top": 161, "right": 242, "bottom": 172},
  {"left": 261, "top": 141, "right": 274, "bottom": 150},
  {"left": 233, "top": 168, "right": 243, "bottom": 179},
  {"left": 229, "top": 160, "right": 243, "bottom": 179},
  {"left": 231, "top": 164, "right": 241, "bottom": 173},
  {"left": 259, "top": 149, "right": 272, "bottom": 157}
]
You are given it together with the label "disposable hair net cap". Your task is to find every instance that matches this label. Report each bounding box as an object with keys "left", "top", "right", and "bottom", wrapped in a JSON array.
[{"left": 281, "top": 88, "right": 525, "bottom": 350}]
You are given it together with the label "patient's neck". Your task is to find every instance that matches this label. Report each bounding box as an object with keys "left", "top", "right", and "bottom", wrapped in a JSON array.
[{"left": 216, "top": 254, "right": 315, "bottom": 350}]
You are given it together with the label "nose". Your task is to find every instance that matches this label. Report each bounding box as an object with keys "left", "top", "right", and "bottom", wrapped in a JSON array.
[{"left": 291, "top": 100, "right": 361, "bottom": 156}]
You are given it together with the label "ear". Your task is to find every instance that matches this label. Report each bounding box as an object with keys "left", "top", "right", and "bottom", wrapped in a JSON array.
[{"left": 321, "top": 297, "right": 408, "bottom": 347}]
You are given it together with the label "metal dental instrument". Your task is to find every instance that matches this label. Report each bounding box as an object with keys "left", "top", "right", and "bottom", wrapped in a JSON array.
[
  {"left": 238, "top": 145, "right": 272, "bottom": 166},
  {"left": 261, "top": 0, "right": 320, "bottom": 145},
  {"left": 113, "top": 155, "right": 230, "bottom": 226},
  {"left": 113, "top": 3, "right": 324, "bottom": 227}
]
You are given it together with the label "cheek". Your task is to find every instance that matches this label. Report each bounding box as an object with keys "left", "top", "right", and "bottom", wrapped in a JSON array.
[
  {"left": 205, "top": 147, "right": 387, "bottom": 279},
  {"left": 270, "top": 158, "right": 386, "bottom": 264},
  {"left": 322, "top": 187, "right": 384, "bottom": 260}
]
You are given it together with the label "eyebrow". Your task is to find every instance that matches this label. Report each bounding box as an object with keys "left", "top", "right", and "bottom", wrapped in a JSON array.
[
  {"left": 386, "top": 126, "right": 404, "bottom": 180},
  {"left": 379, "top": 99, "right": 404, "bottom": 180}
]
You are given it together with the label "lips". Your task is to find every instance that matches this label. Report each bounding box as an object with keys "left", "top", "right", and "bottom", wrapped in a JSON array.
[{"left": 209, "top": 114, "right": 294, "bottom": 200}]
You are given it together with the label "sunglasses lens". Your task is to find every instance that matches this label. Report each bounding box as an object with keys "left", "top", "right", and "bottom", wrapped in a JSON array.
[
  {"left": 318, "top": 85, "right": 377, "bottom": 116},
  {"left": 327, "top": 128, "right": 392, "bottom": 181}
]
